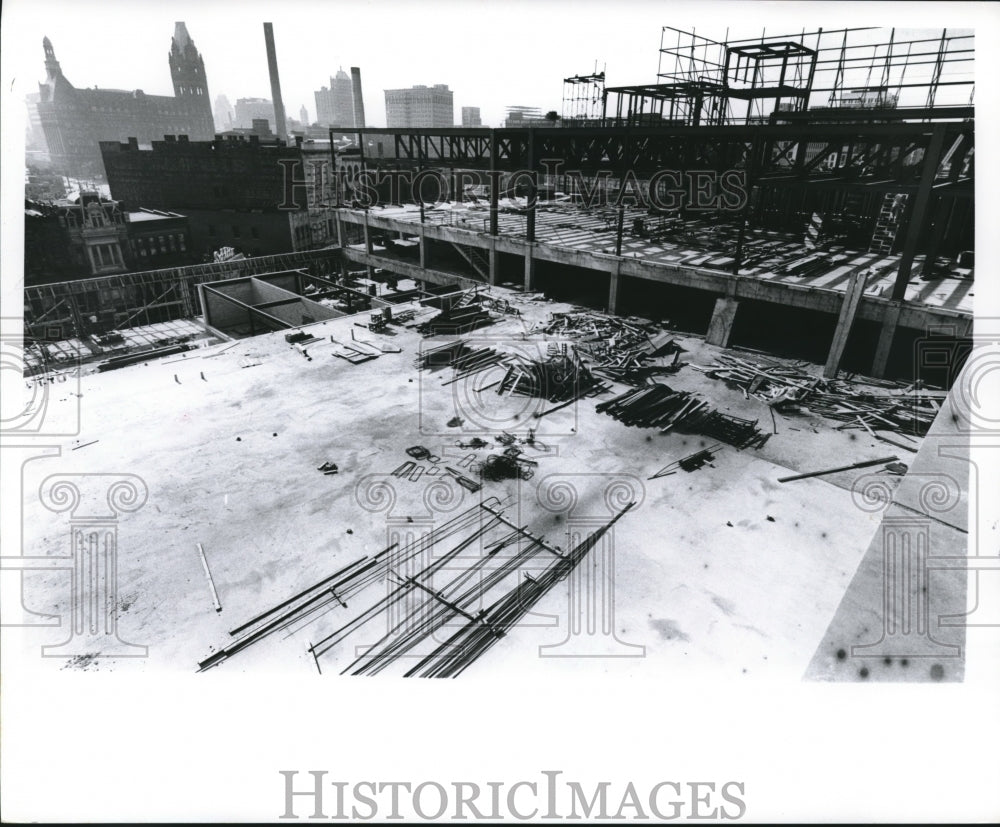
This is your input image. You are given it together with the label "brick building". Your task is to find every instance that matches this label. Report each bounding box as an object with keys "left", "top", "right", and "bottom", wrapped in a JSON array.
[
  {"left": 100, "top": 134, "right": 337, "bottom": 259},
  {"left": 34, "top": 23, "right": 215, "bottom": 180}
]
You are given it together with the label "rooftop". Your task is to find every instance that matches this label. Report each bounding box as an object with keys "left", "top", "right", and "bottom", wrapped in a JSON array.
[{"left": 13, "top": 281, "right": 967, "bottom": 680}]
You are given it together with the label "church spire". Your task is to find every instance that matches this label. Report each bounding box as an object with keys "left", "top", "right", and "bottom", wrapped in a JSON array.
[
  {"left": 168, "top": 21, "right": 208, "bottom": 99},
  {"left": 42, "top": 37, "right": 62, "bottom": 79},
  {"left": 172, "top": 22, "right": 192, "bottom": 52}
]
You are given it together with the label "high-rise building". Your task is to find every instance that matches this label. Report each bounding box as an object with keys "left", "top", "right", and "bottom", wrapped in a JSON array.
[
  {"left": 214, "top": 94, "right": 234, "bottom": 132},
  {"left": 35, "top": 23, "right": 215, "bottom": 180},
  {"left": 384, "top": 84, "right": 454, "bottom": 128},
  {"left": 314, "top": 68, "right": 356, "bottom": 128},
  {"left": 234, "top": 97, "right": 275, "bottom": 130},
  {"left": 461, "top": 106, "right": 482, "bottom": 127},
  {"left": 299, "top": 105, "right": 309, "bottom": 126}
]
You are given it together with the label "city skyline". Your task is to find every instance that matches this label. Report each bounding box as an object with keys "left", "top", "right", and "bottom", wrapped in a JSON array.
[
  {"left": 9, "top": 5, "right": 978, "bottom": 137},
  {"left": 5, "top": 0, "right": 913, "bottom": 132}
]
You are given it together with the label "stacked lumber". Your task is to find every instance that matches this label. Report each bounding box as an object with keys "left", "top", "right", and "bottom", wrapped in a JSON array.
[
  {"left": 415, "top": 340, "right": 510, "bottom": 382},
  {"left": 596, "top": 383, "right": 767, "bottom": 448},
  {"left": 693, "top": 354, "right": 940, "bottom": 437}
]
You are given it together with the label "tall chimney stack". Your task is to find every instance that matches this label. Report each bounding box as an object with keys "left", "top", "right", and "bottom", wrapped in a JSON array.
[
  {"left": 350, "top": 67, "right": 366, "bottom": 128},
  {"left": 263, "top": 23, "right": 287, "bottom": 143}
]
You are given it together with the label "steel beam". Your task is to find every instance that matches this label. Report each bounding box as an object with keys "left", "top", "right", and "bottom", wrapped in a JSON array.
[{"left": 891, "top": 123, "right": 948, "bottom": 301}]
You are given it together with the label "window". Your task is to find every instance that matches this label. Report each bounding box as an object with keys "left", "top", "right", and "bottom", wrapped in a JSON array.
[
  {"left": 159, "top": 235, "right": 167, "bottom": 253},
  {"left": 178, "top": 235, "right": 186, "bottom": 251},
  {"left": 232, "top": 225, "right": 241, "bottom": 238},
  {"left": 251, "top": 226, "right": 260, "bottom": 239},
  {"left": 168, "top": 235, "right": 177, "bottom": 252}
]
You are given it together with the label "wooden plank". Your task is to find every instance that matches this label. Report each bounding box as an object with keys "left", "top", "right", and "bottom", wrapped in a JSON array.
[{"left": 823, "top": 269, "right": 869, "bottom": 379}]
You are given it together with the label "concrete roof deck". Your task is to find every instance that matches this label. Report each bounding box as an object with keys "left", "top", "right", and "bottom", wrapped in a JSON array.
[
  {"left": 360, "top": 201, "right": 973, "bottom": 316},
  {"left": 10, "top": 286, "right": 964, "bottom": 680}
]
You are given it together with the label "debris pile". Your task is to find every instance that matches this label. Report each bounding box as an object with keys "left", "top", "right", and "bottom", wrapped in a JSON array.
[
  {"left": 596, "top": 383, "right": 768, "bottom": 448},
  {"left": 694, "top": 354, "right": 940, "bottom": 436},
  {"left": 533, "top": 311, "right": 684, "bottom": 386},
  {"left": 496, "top": 345, "right": 607, "bottom": 402}
]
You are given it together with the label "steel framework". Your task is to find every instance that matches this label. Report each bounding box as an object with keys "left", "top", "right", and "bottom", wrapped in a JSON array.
[
  {"left": 562, "top": 69, "right": 606, "bottom": 124},
  {"left": 601, "top": 27, "right": 974, "bottom": 127}
]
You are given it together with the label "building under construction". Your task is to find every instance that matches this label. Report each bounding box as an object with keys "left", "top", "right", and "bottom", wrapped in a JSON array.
[{"left": 13, "top": 27, "right": 978, "bottom": 685}]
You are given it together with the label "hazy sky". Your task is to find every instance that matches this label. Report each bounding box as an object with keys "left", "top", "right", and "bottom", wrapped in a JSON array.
[{"left": 3, "top": 0, "right": 983, "bottom": 128}]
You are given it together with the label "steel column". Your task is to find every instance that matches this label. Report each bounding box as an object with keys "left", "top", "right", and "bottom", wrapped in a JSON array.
[{"left": 890, "top": 123, "right": 948, "bottom": 302}]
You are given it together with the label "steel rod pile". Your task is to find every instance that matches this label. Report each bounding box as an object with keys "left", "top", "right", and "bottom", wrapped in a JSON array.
[
  {"left": 596, "top": 383, "right": 767, "bottom": 448},
  {"left": 303, "top": 500, "right": 634, "bottom": 678},
  {"left": 197, "top": 500, "right": 502, "bottom": 671},
  {"left": 694, "top": 354, "right": 941, "bottom": 436},
  {"left": 407, "top": 501, "right": 636, "bottom": 678}
]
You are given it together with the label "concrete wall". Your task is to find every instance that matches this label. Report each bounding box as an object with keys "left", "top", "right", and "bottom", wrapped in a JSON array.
[
  {"left": 253, "top": 298, "right": 317, "bottom": 327},
  {"left": 248, "top": 278, "right": 343, "bottom": 325},
  {"left": 252, "top": 272, "right": 300, "bottom": 294},
  {"left": 202, "top": 286, "right": 255, "bottom": 330}
]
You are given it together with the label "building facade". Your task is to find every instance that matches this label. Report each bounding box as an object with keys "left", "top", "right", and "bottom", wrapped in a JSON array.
[
  {"left": 126, "top": 208, "right": 194, "bottom": 269},
  {"left": 461, "top": 106, "right": 482, "bottom": 127},
  {"left": 25, "top": 194, "right": 136, "bottom": 284},
  {"left": 314, "top": 69, "right": 356, "bottom": 128},
  {"left": 35, "top": 23, "right": 214, "bottom": 180},
  {"left": 234, "top": 97, "right": 275, "bottom": 130},
  {"left": 100, "top": 134, "right": 336, "bottom": 259},
  {"left": 384, "top": 84, "right": 454, "bottom": 128}
]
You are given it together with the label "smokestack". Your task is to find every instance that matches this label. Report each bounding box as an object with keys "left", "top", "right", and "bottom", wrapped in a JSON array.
[
  {"left": 350, "top": 67, "right": 366, "bottom": 129},
  {"left": 263, "top": 23, "right": 287, "bottom": 143}
]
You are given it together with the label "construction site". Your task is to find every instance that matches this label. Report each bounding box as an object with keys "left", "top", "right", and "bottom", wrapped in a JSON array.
[{"left": 11, "top": 26, "right": 978, "bottom": 683}]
